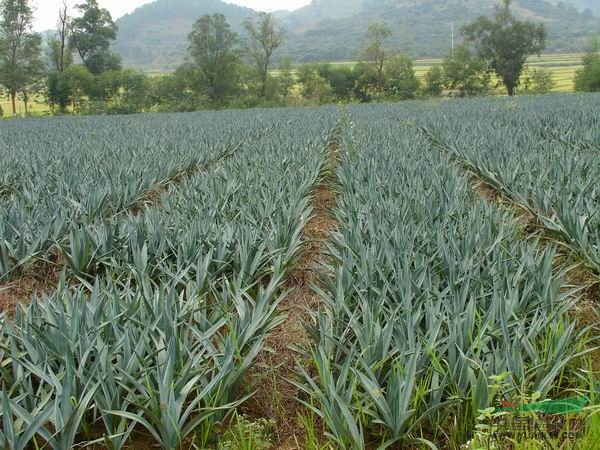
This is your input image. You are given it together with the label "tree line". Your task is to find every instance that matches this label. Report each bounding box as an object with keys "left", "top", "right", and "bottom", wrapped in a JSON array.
[{"left": 0, "top": 0, "right": 599, "bottom": 118}]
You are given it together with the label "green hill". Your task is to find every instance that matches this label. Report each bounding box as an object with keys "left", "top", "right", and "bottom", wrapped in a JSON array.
[
  {"left": 560, "top": 0, "right": 600, "bottom": 15},
  {"left": 113, "top": 0, "right": 257, "bottom": 71},
  {"left": 279, "top": 0, "right": 600, "bottom": 62},
  {"left": 114, "top": 0, "right": 600, "bottom": 71}
]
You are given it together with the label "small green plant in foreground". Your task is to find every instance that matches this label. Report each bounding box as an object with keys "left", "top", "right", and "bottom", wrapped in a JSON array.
[
  {"left": 217, "top": 415, "right": 275, "bottom": 450},
  {"left": 465, "top": 388, "right": 599, "bottom": 450}
]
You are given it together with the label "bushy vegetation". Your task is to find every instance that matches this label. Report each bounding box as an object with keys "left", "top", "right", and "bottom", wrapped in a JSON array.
[
  {"left": 575, "top": 36, "right": 600, "bottom": 92},
  {"left": 295, "top": 96, "right": 600, "bottom": 448},
  {"left": 1, "top": 0, "right": 597, "bottom": 117},
  {"left": 0, "top": 106, "right": 337, "bottom": 448}
]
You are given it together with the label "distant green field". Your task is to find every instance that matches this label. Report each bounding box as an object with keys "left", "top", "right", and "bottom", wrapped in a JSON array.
[
  {"left": 0, "top": 96, "right": 50, "bottom": 117},
  {"left": 0, "top": 53, "right": 584, "bottom": 117},
  {"left": 272, "top": 52, "right": 583, "bottom": 93}
]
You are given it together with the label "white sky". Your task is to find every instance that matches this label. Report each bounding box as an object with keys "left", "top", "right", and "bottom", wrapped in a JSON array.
[{"left": 32, "top": 0, "right": 311, "bottom": 31}]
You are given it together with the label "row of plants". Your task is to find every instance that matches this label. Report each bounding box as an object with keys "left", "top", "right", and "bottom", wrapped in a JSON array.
[
  {"left": 0, "top": 109, "right": 279, "bottom": 280},
  {"left": 295, "top": 103, "right": 596, "bottom": 449},
  {"left": 58, "top": 107, "right": 336, "bottom": 287},
  {"left": 418, "top": 94, "right": 600, "bottom": 278},
  {"left": 0, "top": 106, "right": 339, "bottom": 448}
]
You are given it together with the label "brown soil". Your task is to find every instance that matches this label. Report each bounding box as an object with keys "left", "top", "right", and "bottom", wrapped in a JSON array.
[
  {"left": 243, "top": 133, "right": 342, "bottom": 450},
  {"left": 0, "top": 152, "right": 239, "bottom": 316},
  {"left": 471, "top": 176, "right": 500, "bottom": 205},
  {"left": 0, "top": 257, "right": 62, "bottom": 317}
]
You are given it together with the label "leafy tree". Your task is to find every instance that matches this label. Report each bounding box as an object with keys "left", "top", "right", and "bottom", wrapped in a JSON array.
[
  {"left": 71, "top": 0, "right": 121, "bottom": 75},
  {"left": 423, "top": 65, "right": 444, "bottom": 97},
  {"left": 188, "top": 14, "right": 241, "bottom": 105},
  {"left": 313, "top": 64, "right": 356, "bottom": 100},
  {"left": 120, "top": 70, "right": 151, "bottom": 112},
  {"left": 86, "top": 69, "right": 151, "bottom": 114},
  {"left": 352, "top": 61, "right": 381, "bottom": 102},
  {"left": 153, "top": 63, "right": 207, "bottom": 112},
  {"left": 574, "top": 36, "right": 600, "bottom": 92},
  {"left": 297, "top": 64, "right": 332, "bottom": 103},
  {"left": 383, "top": 52, "right": 419, "bottom": 100},
  {"left": 18, "top": 73, "right": 44, "bottom": 114},
  {"left": 522, "top": 68, "right": 555, "bottom": 94},
  {"left": 276, "top": 57, "right": 295, "bottom": 98},
  {"left": 442, "top": 45, "right": 490, "bottom": 97},
  {"left": 243, "top": 13, "right": 284, "bottom": 99},
  {"left": 462, "top": 0, "right": 545, "bottom": 96},
  {"left": 0, "top": 0, "right": 43, "bottom": 116},
  {"left": 46, "top": 64, "right": 94, "bottom": 113},
  {"left": 48, "top": 1, "right": 73, "bottom": 72},
  {"left": 46, "top": 69, "right": 70, "bottom": 112},
  {"left": 65, "top": 65, "right": 94, "bottom": 113},
  {"left": 94, "top": 69, "right": 123, "bottom": 101},
  {"left": 363, "top": 21, "right": 391, "bottom": 76}
]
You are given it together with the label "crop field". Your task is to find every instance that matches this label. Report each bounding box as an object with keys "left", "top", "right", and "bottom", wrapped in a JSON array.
[
  {"left": 0, "top": 95, "right": 599, "bottom": 449},
  {"left": 0, "top": 95, "right": 50, "bottom": 117},
  {"left": 283, "top": 53, "right": 583, "bottom": 93},
  {"left": 0, "top": 53, "right": 585, "bottom": 118}
]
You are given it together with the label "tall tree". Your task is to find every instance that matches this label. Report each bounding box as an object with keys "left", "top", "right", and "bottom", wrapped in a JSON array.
[
  {"left": 363, "top": 21, "right": 391, "bottom": 76},
  {"left": 296, "top": 64, "right": 332, "bottom": 104},
  {"left": 188, "top": 14, "right": 240, "bottom": 105},
  {"left": 46, "top": 65, "right": 93, "bottom": 114},
  {"left": 383, "top": 52, "right": 419, "bottom": 100},
  {"left": 243, "top": 12, "right": 284, "bottom": 99},
  {"left": 462, "top": 0, "right": 545, "bottom": 96},
  {"left": 0, "top": 0, "right": 43, "bottom": 116},
  {"left": 71, "top": 0, "right": 120, "bottom": 75},
  {"left": 574, "top": 35, "right": 600, "bottom": 92},
  {"left": 277, "top": 57, "right": 295, "bottom": 98},
  {"left": 48, "top": 1, "right": 73, "bottom": 72},
  {"left": 424, "top": 65, "right": 444, "bottom": 97},
  {"left": 442, "top": 45, "right": 490, "bottom": 97}
]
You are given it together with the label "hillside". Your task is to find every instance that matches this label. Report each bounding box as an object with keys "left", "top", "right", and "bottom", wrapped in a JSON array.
[
  {"left": 114, "top": 0, "right": 600, "bottom": 71},
  {"left": 281, "top": 0, "right": 600, "bottom": 62},
  {"left": 113, "top": 0, "right": 257, "bottom": 70},
  {"left": 560, "top": 0, "right": 600, "bottom": 15}
]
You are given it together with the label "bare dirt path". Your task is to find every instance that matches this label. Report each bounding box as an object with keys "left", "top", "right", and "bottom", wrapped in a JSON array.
[{"left": 244, "top": 120, "right": 343, "bottom": 449}]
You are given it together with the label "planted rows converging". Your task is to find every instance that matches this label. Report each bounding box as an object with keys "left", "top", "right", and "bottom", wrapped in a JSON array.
[
  {"left": 294, "top": 103, "right": 591, "bottom": 449},
  {"left": 419, "top": 94, "right": 600, "bottom": 279},
  {"left": 0, "top": 96, "right": 598, "bottom": 450},
  {"left": 0, "top": 107, "right": 338, "bottom": 449},
  {"left": 0, "top": 110, "right": 274, "bottom": 280}
]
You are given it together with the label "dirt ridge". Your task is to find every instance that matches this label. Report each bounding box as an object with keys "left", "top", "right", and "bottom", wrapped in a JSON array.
[
  {"left": 244, "top": 121, "right": 343, "bottom": 449},
  {"left": 0, "top": 128, "right": 274, "bottom": 316}
]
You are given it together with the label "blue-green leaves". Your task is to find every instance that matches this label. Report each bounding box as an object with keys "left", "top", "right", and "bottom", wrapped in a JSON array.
[
  {"left": 0, "top": 106, "right": 338, "bottom": 448},
  {"left": 296, "top": 101, "right": 588, "bottom": 448}
]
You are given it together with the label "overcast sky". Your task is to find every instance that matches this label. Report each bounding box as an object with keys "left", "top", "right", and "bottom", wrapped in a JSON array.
[{"left": 32, "top": 0, "right": 311, "bottom": 31}]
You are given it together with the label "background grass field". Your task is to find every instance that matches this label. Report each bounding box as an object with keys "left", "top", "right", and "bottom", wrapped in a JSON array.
[
  {"left": 0, "top": 53, "right": 584, "bottom": 116},
  {"left": 272, "top": 52, "right": 583, "bottom": 93},
  {"left": 0, "top": 96, "right": 50, "bottom": 116}
]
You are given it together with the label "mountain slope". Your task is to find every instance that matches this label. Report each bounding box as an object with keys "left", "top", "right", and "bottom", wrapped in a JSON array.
[
  {"left": 114, "top": 0, "right": 256, "bottom": 70},
  {"left": 560, "top": 0, "right": 600, "bottom": 15},
  {"left": 280, "top": 0, "right": 600, "bottom": 62},
  {"left": 114, "top": 0, "right": 600, "bottom": 71}
]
